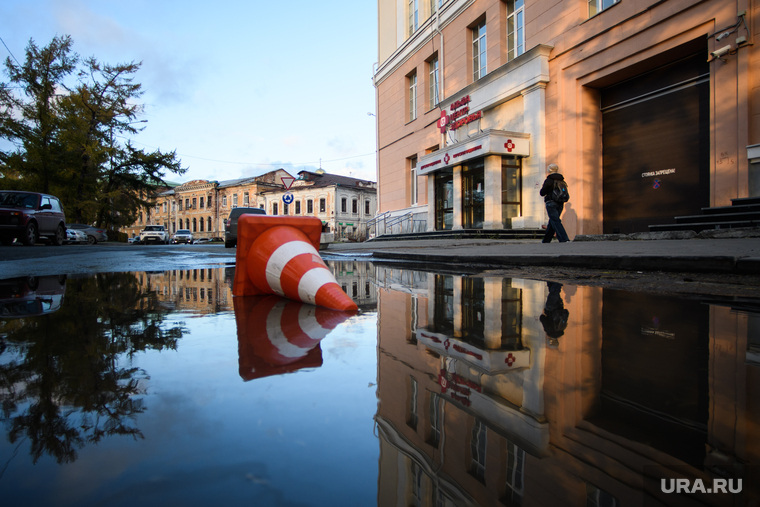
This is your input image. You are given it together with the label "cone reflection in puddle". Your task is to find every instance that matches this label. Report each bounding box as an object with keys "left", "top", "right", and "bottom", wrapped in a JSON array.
[{"left": 234, "top": 295, "right": 354, "bottom": 381}]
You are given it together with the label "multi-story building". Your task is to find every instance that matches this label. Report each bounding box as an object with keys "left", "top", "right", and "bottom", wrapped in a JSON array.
[
  {"left": 374, "top": 0, "right": 759, "bottom": 236},
  {"left": 122, "top": 169, "right": 293, "bottom": 240},
  {"left": 259, "top": 170, "right": 378, "bottom": 241}
]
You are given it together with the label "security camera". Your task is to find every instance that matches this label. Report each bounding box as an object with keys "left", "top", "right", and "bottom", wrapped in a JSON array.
[{"left": 710, "top": 45, "right": 731, "bottom": 59}]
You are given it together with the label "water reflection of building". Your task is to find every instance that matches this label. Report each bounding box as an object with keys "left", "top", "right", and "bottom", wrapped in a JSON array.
[
  {"left": 328, "top": 260, "right": 378, "bottom": 309},
  {"left": 134, "top": 268, "right": 234, "bottom": 313},
  {"left": 375, "top": 266, "right": 759, "bottom": 506}
]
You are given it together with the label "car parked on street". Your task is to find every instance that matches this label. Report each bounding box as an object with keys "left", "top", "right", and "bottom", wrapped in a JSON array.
[
  {"left": 171, "top": 229, "right": 193, "bottom": 244},
  {"left": 224, "top": 207, "right": 266, "bottom": 248},
  {"left": 139, "top": 225, "right": 169, "bottom": 244},
  {"left": 66, "top": 223, "right": 108, "bottom": 244},
  {"left": 65, "top": 228, "right": 88, "bottom": 244},
  {"left": 0, "top": 191, "right": 66, "bottom": 246}
]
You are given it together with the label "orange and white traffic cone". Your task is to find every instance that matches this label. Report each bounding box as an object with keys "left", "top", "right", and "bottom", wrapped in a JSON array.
[
  {"left": 233, "top": 215, "right": 358, "bottom": 312},
  {"left": 234, "top": 295, "right": 352, "bottom": 381}
]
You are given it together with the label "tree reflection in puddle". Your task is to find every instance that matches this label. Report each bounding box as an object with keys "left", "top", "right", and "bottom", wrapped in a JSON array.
[{"left": 0, "top": 273, "right": 185, "bottom": 465}]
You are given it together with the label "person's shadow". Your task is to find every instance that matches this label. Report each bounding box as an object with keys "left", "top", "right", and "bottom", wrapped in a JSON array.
[{"left": 540, "top": 282, "right": 569, "bottom": 348}]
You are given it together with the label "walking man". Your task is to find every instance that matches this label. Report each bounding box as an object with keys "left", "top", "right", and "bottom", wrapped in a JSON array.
[{"left": 539, "top": 163, "right": 570, "bottom": 243}]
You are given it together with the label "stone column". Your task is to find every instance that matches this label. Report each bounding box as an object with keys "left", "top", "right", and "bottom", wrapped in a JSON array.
[
  {"left": 484, "top": 155, "right": 503, "bottom": 229},
  {"left": 520, "top": 83, "right": 547, "bottom": 229},
  {"left": 453, "top": 164, "right": 463, "bottom": 230}
]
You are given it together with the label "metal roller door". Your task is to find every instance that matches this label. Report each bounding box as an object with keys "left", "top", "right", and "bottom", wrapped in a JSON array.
[{"left": 602, "top": 49, "right": 710, "bottom": 234}]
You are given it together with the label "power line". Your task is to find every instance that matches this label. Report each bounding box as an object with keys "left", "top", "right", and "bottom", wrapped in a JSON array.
[{"left": 0, "top": 36, "right": 21, "bottom": 66}]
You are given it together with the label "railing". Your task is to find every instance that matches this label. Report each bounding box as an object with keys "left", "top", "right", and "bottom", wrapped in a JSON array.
[{"left": 367, "top": 210, "right": 427, "bottom": 237}]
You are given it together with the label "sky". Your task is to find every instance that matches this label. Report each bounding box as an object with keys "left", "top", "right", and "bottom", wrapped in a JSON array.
[{"left": 0, "top": 0, "right": 379, "bottom": 184}]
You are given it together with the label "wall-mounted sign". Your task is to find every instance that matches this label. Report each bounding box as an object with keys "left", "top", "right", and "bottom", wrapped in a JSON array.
[
  {"left": 417, "top": 131, "right": 530, "bottom": 175},
  {"left": 438, "top": 94, "right": 482, "bottom": 133},
  {"left": 283, "top": 193, "right": 294, "bottom": 204}
]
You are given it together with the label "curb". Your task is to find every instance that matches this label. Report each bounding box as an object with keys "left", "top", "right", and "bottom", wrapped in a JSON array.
[{"left": 370, "top": 251, "right": 760, "bottom": 274}]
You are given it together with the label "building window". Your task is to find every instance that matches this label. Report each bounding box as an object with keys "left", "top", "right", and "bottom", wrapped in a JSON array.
[
  {"left": 471, "top": 420, "right": 487, "bottom": 483},
  {"left": 408, "top": 0, "right": 419, "bottom": 36},
  {"left": 408, "top": 377, "right": 418, "bottom": 429},
  {"left": 207, "top": 195, "right": 212, "bottom": 207},
  {"left": 429, "top": 393, "right": 442, "bottom": 447},
  {"left": 365, "top": 200, "right": 370, "bottom": 215},
  {"left": 408, "top": 71, "right": 418, "bottom": 122},
  {"left": 272, "top": 202, "right": 278, "bottom": 215},
  {"left": 192, "top": 217, "right": 197, "bottom": 232},
  {"left": 341, "top": 197, "right": 347, "bottom": 213},
  {"left": 243, "top": 192, "right": 249, "bottom": 206},
  {"left": 284, "top": 203, "right": 289, "bottom": 215},
  {"left": 200, "top": 197, "right": 204, "bottom": 209},
  {"left": 589, "top": 0, "right": 619, "bottom": 16},
  {"left": 428, "top": 55, "right": 439, "bottom": 109},
  {"left": 295, "top": 201, "right": 301, "bottom": 214},
  {"left": 185, "top": 198, "right": 190, "bottom": 209},
  {"left": 409, "top": 155, "right": 418, "bottom": 206},
  {"left": 207, "top": 217, "right": 212, "bottom": 231},
  {"left": 307, "top": 199, "right": 314, "bottom": 214},
  {"left": 199, "top": 216, "right": 204, "bottom": 232},
  {"left": 233, "top": 194, "right": 238, "bottom": 207},
  {"left": 192, "top": 197, "right": 197, "bottom": 209},
  {"left": 472, "top": 20, "right": 487, "bottom": 81},
  {"left": 352, "top": 199, "right": 358, "bottom": 214},
  {"left": 319, "top": 198, "right": 326, "bottom": 213},
  {"left": 222, "top": 195, "right": 227, "bottom": 207},
  {"left": 507, "top": 0, "right": 524, "bottom": 61}
]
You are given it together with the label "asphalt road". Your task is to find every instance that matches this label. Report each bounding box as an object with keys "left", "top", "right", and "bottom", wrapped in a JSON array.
[{"left": 0, "top": 242, "right": 238, "bottom": 279}]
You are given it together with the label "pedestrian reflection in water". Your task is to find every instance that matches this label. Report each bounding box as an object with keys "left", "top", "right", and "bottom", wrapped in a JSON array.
[
  {"left": 233, "top": 295, "right": 353, "bottom": 381},
  {"left": 540, "top": 281, "right": 569, "bottom": 348}
]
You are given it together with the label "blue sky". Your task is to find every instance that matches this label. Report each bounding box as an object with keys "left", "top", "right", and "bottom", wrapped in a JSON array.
[{"left": 1, "top": 0, "right": 379, "bottom": 183}]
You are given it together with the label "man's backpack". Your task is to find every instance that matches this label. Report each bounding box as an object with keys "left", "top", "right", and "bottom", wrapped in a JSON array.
[{"left": 551, "top": 180, "right": 570, "bottom": 203}]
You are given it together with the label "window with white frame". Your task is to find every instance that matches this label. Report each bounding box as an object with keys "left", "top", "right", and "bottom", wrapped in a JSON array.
[
  {"left": 409, "top": 155, "right": 418, "bottom": 205},
  {"left": 507, "top": 0, "right": 524, "bottom": 61},
  {"left": 408, "top": 0, "right": 419, "bottom": 36},
  {"left": 222, "top": 195, "right": 227, "bottom": 207},
  {"left": 588, "top": 0, "right": 619, "bottom": 17},
  {"left": 428, "top": 55, "right": 439, "bottom": 109},
  {"left": 408, "top": 71, "right": 418, "bottom": 122},
  {"left": 470, "top": 419, "right": 487, "bottom": 482},
  {"left": 473, "top": 20, "right": 487, "bottom": 81}
]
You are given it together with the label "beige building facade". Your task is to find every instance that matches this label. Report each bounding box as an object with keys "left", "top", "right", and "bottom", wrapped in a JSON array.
[
  {"left": 123, "top": 169, "right": 378, "bottom": 242},
  {"left": 374, "top": 0, "right": 759, "bottom": 236}
]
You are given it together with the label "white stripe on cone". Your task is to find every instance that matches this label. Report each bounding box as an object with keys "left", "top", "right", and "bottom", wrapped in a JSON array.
[
  {"left": 264, "top": 299, "right": 314, "bottom": 360},
  {"left": 264, "top": 239, "right": 339, "bottom": 302}
]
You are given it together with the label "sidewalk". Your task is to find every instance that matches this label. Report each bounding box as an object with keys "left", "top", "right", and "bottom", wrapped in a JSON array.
[{"left": 323, "top": 233, "right": 760, "bottom": 275}]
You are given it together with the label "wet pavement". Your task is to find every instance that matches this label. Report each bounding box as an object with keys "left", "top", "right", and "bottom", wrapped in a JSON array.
[{"left": 1, "top": 259, "right": 758, "bottom": 506}]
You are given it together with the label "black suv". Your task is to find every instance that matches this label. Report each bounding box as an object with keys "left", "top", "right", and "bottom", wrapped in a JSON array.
[
  {"left": 0, "top": 191, "right": 67, "bottom": 246},
  {"left": 224, "top": 207, "right": 266, "bottom": 248}
]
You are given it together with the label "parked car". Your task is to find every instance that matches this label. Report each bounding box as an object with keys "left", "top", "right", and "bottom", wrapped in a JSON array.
[
  {"left": 224, "top": 207, "right": 266, "bottom": 248},
  {"left": 139, "top": 225, "right": 169, "bottom": 244},
  {"left": 65, "top": 228, "right": 88, "bottom": 244},
  {"left": 127, "top": 236, "right": 137, "bottom": 244},
  {"left": 66, "top": 223, "right": 108, "bottom": 244},
  {"left": 0, "top": 191, "right": 66, "bottom": 246},
  {"left": 171, "top": 229, "right": 193, "bottom": 244},
  {"left": 193, "top": 237, "right": 211, "bottom": 244},
  {"left": 0, "top": 275, "right": 66, "bottom": 318}
]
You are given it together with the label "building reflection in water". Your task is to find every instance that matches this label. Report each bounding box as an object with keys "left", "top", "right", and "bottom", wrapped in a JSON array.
[{"left": 374, "top": 266, "right": 759, "bottom": 506}]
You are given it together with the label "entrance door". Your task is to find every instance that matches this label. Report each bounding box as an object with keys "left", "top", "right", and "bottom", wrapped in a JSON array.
[
  {"left": 462, "top": 160, "right": 485, "bottom": 229},
  {"left": 601, "top": 46, "right": 709, "bottom": 233},
  {"left": 435, "top": 170, "right": 453, "bottom": 230}
]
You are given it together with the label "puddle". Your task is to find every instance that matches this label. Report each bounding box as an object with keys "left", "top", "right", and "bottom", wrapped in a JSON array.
[{"left": 1, "top": 262, "right": 758, "bottom": 506}]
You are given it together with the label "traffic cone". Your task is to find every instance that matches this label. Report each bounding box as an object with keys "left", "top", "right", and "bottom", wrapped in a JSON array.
[
  {"left": 233, "top": 215, "right": 358, "bottom": 312},
  {"left": 234, "top": 295, "right": 351, "bottom": 381}
]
